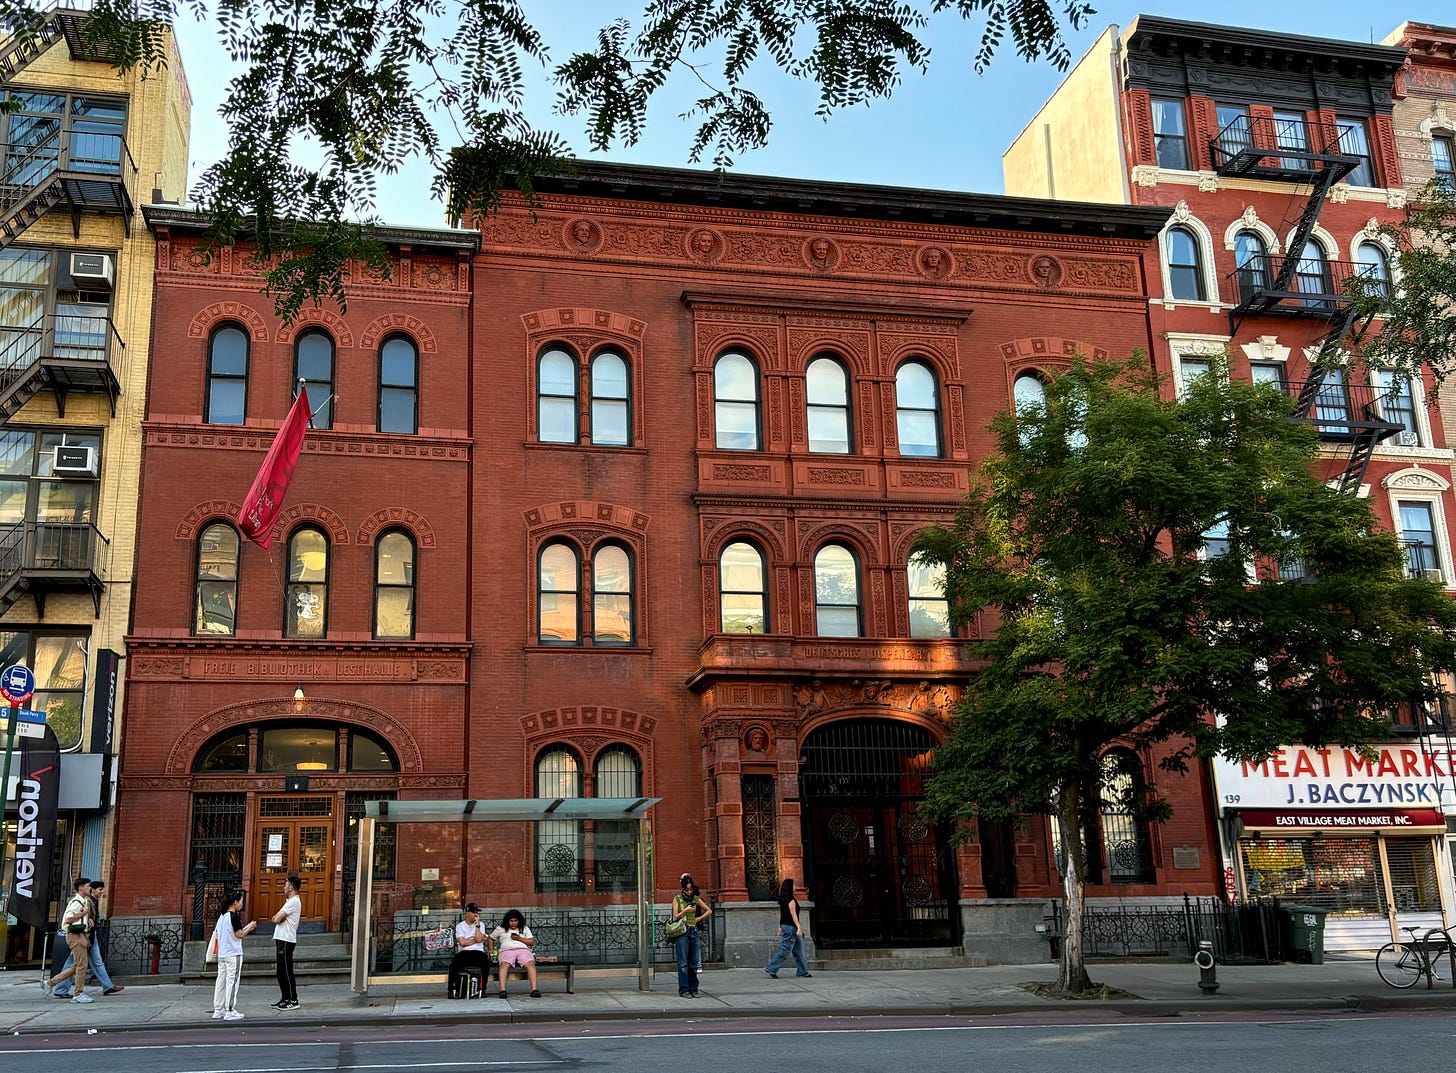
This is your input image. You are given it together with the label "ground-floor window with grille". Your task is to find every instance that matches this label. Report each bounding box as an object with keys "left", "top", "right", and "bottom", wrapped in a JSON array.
[
  {"left": 1240, "top": 835, "right": 1442, "bottom": 915},
  {"left": 534, "top": 742, "right": 643, "bottom": 893}
]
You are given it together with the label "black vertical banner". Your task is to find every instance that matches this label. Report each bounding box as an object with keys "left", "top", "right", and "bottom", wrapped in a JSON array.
[{"left": 11, "top": 726, "right": 60, "bottom": 931}]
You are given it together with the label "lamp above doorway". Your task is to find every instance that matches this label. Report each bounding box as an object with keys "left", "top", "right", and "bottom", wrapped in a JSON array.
[{"left": 294, "top": 684, "right": 306, "bottom": 701}]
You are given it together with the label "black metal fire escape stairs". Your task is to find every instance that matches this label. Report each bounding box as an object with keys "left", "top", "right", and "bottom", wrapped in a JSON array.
[
  {"left": 1209, "top": 115, "right": 1399, "bottom": 494},
  {"left": 0, "top": 5, "right": 127, "bottom": 250}
]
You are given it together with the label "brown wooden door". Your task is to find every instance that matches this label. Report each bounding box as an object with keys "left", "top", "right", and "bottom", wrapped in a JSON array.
[{"left": 253, "top": 800, "right": 332, "bottom": 926}]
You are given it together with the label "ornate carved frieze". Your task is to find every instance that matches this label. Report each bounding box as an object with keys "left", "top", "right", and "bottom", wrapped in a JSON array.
[
  {"left": 356, "top": 507, "right": 437, "bottom": 548},
  {"left": 187, "top": 301, "right": 270, "bottom": 342},
  {"left": 143, "top": 425, "right": 470, "bottom": 461}
]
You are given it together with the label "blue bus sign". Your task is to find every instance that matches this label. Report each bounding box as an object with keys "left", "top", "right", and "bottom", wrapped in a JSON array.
[{"left": 1, "top": 664, "right": 34, "bottom": 705}]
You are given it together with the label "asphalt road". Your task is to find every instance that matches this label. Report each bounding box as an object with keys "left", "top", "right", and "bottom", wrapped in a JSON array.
[{"left": 3, "top": 1011, "right": 1454, "bottom": 1073}]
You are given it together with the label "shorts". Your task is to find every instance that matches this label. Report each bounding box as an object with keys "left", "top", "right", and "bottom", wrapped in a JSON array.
[{"left": 498, "top": 947, "right": 535, "bottom": 967}]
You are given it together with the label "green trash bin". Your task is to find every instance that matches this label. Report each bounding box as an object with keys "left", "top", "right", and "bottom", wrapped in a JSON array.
[{"left": 1281, "top": 904, "right": 1329, "bottom": 964}]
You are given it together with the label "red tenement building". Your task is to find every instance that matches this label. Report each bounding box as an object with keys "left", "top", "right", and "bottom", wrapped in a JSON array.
[{"left": 110, "top": 165, "right": 1229, "bottom": 966}]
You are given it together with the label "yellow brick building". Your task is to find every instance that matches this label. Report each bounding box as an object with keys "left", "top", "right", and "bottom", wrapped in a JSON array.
[{"left": 0, "top": 9, "right": 189, "bottom": 967}]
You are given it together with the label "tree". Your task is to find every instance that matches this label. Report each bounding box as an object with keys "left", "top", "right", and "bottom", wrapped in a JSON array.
[
  {"left": 0, "top": 0, "right": 1091, "bottom": 319},
  {"left": 1347, "top": 180, "right": 1456, "bottom": 389},
  {"left": 914, "top": 358, "right": 1456, "bottom": 995}
]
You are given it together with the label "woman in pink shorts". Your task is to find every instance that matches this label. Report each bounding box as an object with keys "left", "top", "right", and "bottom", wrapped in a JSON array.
[{"left": 490, "top": 910, "right": 540, "bottom": 998}]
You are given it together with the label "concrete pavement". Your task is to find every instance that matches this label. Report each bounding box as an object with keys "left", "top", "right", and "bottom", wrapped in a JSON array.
[{"left": 2, "top": 955, "right": 1453, "bottom": 1035}]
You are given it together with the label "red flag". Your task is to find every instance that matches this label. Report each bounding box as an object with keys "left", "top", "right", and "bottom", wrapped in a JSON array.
[{"left": 239, "top": 388, "right": 310, "bottom": 548}]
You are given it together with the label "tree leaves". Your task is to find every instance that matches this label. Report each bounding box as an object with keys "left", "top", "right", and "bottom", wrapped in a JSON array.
[{"left": 0, "top": 0, "right": 1089, "bottom": 318}]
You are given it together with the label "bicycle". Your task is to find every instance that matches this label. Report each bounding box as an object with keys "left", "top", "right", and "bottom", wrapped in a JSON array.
[{"left": 1375, "top": 925, "right": 1456, "bottom": 989}]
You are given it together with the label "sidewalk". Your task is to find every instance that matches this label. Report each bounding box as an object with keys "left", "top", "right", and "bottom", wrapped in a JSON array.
[{"left": 3, "top": 956, "right": 1453, "bottom": 1035}]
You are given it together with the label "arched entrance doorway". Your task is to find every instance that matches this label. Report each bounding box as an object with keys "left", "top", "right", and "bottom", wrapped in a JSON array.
[{"left": 800, "top": 718, "right": 958, "bottom": 948}]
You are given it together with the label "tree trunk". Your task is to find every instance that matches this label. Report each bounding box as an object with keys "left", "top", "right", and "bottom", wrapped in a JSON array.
[{"left": 1055, "top": 782, "right": 1094, "bottom": 994}]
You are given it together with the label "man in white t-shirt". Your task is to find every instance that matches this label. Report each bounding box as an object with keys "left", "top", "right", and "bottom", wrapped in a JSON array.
[
  {"left": 44, "top": 878, "right": 94, "bottom": 1003},
  {"left": 270, "top": 874, "right": 303, "bottom": 1010},
  {"left": 447, "top": 902, "right": 491, "bottom": 996}
]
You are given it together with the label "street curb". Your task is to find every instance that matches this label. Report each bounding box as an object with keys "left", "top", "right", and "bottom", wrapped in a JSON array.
[{"left": 9, "top": 991, "right": 1456, "bottom": 1037}]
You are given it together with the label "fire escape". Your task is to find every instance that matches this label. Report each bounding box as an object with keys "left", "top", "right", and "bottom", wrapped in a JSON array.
[
  {"left": 0, "top": 5, "right": 123, "bottom": 616},
  {"left": 1210, "top": 114, "right": 1398, "bottom": 495}
]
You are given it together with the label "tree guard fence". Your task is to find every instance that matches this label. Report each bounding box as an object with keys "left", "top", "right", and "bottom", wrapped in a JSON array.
[{"left": 350, "top": 797, "right": 660, "bottom": 993}]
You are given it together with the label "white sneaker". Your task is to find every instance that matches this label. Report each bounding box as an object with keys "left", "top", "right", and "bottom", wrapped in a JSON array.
[
  {"left": 223, "top": 1011, "right": 244, "bottom": 1021},
  {"left": 211, "top": 1011, "right": 224, "bottom": 1019},
  {"left": 70, "top": 993, "right": 94, "bottom": 1004}
]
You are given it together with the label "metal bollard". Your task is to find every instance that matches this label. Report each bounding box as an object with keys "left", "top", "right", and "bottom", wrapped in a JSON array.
[{"left": 1194, "top": 940, "right": 1219, "bottom": 994}]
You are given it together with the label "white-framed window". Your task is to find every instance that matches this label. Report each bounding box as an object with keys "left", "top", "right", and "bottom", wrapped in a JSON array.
[
  {"left": 1159, "top": 210, "right": 1218, "bottom": 306},
  {"left": 1383, "top": 468, "right": 1453, "bottom": 588},
  {"left": 1152, "top": 98, "right": 1189, "bottom": 170},
  {"left": 1433, "top": 134, "right": 1454, "bottom": 189},
  {"left": 1372, "top": 369, "right": 1426, "bottom": 448}
]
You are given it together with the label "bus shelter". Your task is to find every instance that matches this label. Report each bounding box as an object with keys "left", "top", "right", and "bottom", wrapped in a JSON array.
[{"left": 351, "top": 796, "right": 660, "bottom": 993}]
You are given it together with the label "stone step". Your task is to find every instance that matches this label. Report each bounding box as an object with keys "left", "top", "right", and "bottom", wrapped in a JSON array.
[
  {"left": 815, "top": 946, "right": 966, "bottom": 961},
  {"left": 808, "top": 954, "right": 988, "bottom": 971}
]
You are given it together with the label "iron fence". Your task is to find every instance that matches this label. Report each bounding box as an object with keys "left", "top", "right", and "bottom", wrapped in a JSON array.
[
  {"left": 374, "top": 902, "right": 723, "bottom": 974},
  {"left": 98, "top": 917, "right": 187, "bottom": 977},
  {"left": 1047, "top": 895, "right": 1285, "bottom": 963}
]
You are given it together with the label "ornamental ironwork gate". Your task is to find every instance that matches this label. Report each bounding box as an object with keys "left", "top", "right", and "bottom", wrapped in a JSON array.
[{"left": 800, "top": 718, "right": 958, "bottom": 948}]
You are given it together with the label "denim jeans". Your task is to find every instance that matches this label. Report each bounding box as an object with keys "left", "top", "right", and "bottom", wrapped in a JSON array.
[
  {"left": 674, "top": 928, "right": 700, "bottom": 995},
  {"left": 53, "top": 940, "right": 114, "bottom": 995},
  {"left": 764, "top": 924, "right": 810, "bottom": 976}
]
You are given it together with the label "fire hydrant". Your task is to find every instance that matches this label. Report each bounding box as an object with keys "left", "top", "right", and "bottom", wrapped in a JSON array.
[{"left": 1194, "top": 940, "right": 1219, "bottom": 994}]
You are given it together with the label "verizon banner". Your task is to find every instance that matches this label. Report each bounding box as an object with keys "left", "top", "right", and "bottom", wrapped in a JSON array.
[
  {"left": 239, "top": 388, "right": 310, "bottom": 548},
  {"left": 10, "top": 726, "right": 59, "bottom": 930}
]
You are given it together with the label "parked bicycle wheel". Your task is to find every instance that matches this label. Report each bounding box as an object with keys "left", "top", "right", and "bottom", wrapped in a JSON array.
[{"left": 1376, "top": 942, "right": 1423, "bottom": 988}]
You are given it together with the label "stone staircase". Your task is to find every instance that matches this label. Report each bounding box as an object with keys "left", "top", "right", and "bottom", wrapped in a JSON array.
[
  {"left": 810, "top": 946, "right": 987, "bottom": 972},
  {"left": 182, "top": 931, "right": 352, "bottom": 985}
]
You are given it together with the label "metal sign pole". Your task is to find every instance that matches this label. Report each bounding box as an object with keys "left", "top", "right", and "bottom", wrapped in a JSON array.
[{"left": 0, "top": 701, "right": 18, "bottom": 907}]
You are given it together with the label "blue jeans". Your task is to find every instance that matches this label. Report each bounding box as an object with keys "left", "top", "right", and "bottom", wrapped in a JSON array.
[
  {"left": 674, "top": 928, "right": 700, "bottom": 995},
  {"left": 54, "top": 941, "right": 114, "bottom": 995},
  {"left": 764, "top": 924, "right": 810, "bottom": 976}
]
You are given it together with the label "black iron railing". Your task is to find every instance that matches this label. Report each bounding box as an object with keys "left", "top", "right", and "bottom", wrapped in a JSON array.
[
  {"left": 1226, "top": 256, "right": 1385, "bottom": 314},
  {"left": 0, "top": 521, "right": 109, "bottom": 577},
  {"left": 101, "top": 917, "right": 188, "bottom": 977},
  {"left": 0, "top": 312, "right": 123, "bottom": 385},
  {"left": 1048, "top": 895, "right": 1286, "bottom": 963},
  {"left": 374, "top": 902, "right": 723, "bottom": 973}
]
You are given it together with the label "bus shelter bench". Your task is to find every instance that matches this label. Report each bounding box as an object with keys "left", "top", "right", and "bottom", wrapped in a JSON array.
[{"left": 502, "top": 958, "right": 575, "bottom": 993}]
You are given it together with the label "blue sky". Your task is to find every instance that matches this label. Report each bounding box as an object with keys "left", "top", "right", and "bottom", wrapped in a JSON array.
[{"left": 171, "top": 2, "right": 1456, "bottom": 229}]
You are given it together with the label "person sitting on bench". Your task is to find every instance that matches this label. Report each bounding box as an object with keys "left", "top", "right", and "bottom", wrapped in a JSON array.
[
  {"left": 489, "top": 909, "right": 540, "bottom": 998},
  {"left": 447, "top": 903, "right": 491, "bottom": 995}
]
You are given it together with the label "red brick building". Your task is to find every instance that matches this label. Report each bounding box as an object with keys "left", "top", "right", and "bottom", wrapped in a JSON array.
[
  {"left": 110, "top": 165, "right": 1224, "bottom": 965},
  {"left": 465, "top": 163, "right": 1216, "bottom": 963},
  {"left": 1007, "top": 17, "right": 1456, "bottom": 947},
  {"left": 112, "top": 210, "right": 478, "bottom": 931}
]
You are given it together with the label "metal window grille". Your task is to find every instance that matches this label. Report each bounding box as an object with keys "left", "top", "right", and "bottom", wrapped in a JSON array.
[
  {"left": 188, "top": 793, "right": 245, "bottom": 883},
  {"left": 742, "top": 774, "right": 778, "bottom": 900}
]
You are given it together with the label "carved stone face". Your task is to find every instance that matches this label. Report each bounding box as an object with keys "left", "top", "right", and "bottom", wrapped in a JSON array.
[
  {"left": 745, "top": 727, "right": 768, "bottom": 752},
  {"left": 811, "top": 239, "right": 830, "bottom": 261},
  {"left": 693, "top": 230, "right": 715, "bottom": 253},
  {"left": 922, "top": 248, "right": 942, "bottom": 270},
  {"left": 573, "top": 221, "right": 594, "bottom": 245}
]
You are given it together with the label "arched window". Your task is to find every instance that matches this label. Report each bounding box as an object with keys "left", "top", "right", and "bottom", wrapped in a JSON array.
[
  {"left": 205, "top": 324, "right": 248, "bottom": 425},
  {"left": 378, "top": 335, "right": 418, "bottom": 434},
  {"left": 194, "top": 731, "right": 248, "bottom": 772},
  {"left": 538, "top": 541, "right": 580, "bottom": 644},
  {"left": 535, "top": 746, "right": 583, "bottom": 892},
  {"left": 714, "top": 351, "right": 760, "bottom": 450},
  {"left": 194, "top": 522, "right": 239, "bottom": 635},
  {"left": 374, "top": 529, "right": 415, "bottom": 638},
  {"left": 593, "top": 745, "right": 641, "bottom": 891},
  {"left": 1166, "top": 227, "right": 1205, "bottom": 301},
  {"left": 814, "top": 543, "right": 861, "bottom": 637},
  {"left": 895, "top": 360, "right": 941, "bottom": 458},
  {"left": 592, "top": 543, "right": 634, "bottom": 645},
  {"left": 907, "top": 554, "right": 950, "bottom": 638},
  {"left": 719, "top": 540, "right": 767, "bottom": 633},
  {"left": 349, "top": 730, "right": 399, "bottom": 772},
  {"left": 1013, "top": 372, "right": 1047, "bottom": 413},
  {"left": 806, "top": 355, "right": 852, "bottom": 453},
  {"left": 1098, "top": 750, "right": 1154, "bottom": 884},
  {"left": 294, "top": 330, "right": 335, "bottom": 429},
  {"left": 1356, "top": 241, "right": 1391, "bottom": 299},
  {"left": 538, "top": 347, "right": 578, "bottom": 443},
  {"left": 1295, "top": 239, "right": 1332, "bottom": 308},
  {"left": 285, "top": 526, "right": 328, "bottom": 637},
  {"left": 590, "top": 351, "right": 631, "bottom": 446},
  {"left": 1234, "top": 232, "right": 1270, "bottom": 301}
]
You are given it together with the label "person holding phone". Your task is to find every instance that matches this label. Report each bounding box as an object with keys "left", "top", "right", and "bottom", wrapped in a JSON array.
[
  {"left": 211, "top": 889, "right": 257, "bottom": 1020},
  {"left": 672, "top": 873, "right": 712, "bottom": 998},
  {"left": 489, "top": 909, "right": 540, "bottom": 998}
]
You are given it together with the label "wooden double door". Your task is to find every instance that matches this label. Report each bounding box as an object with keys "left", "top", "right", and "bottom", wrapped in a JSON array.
[{"left": 253, "top": 796, "right": 333, "bottom": 926}]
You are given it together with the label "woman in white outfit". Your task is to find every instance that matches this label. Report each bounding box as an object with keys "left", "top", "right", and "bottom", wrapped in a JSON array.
[{"left": 211, "top": 889, "right": 257, "bottom": 1021}]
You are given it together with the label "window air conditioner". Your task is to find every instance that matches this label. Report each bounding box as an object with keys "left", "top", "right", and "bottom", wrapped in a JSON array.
[
  {"left": 1423, "top": 568, "right": 1445, "bottom": 584},
  {"left": 69, "top": 252, "right": 114, "bottom": 290},
  {"left": 53, "top": 444, "right": 98, "bottom": 477},
  {"left": 1399, "top": 430, "right": 1420, "bottom": 447}
]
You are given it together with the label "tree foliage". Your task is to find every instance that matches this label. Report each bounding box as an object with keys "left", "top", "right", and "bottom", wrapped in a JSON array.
[
  {"left": 1347, "top": 180, "right": 1456, "bottom": 389},
  {"left": 0, "top": 0, "right": 1091, "bottom": 319},
  {"left": 914, "top": 358, "right": 1456, "bottom": 993}
]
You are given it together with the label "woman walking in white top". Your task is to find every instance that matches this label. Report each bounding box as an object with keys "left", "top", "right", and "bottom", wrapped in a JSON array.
[
  {"left": 271, "top": 874, "right": 302, "bottom": 1010},
  {"left": 211, "top": 889, "right": 257, "bottom": 1021}
]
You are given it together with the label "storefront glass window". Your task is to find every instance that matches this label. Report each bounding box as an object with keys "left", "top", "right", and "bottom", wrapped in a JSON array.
[{"left": 1240, "top": 836, "right": 1440, "bottom": 914}]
